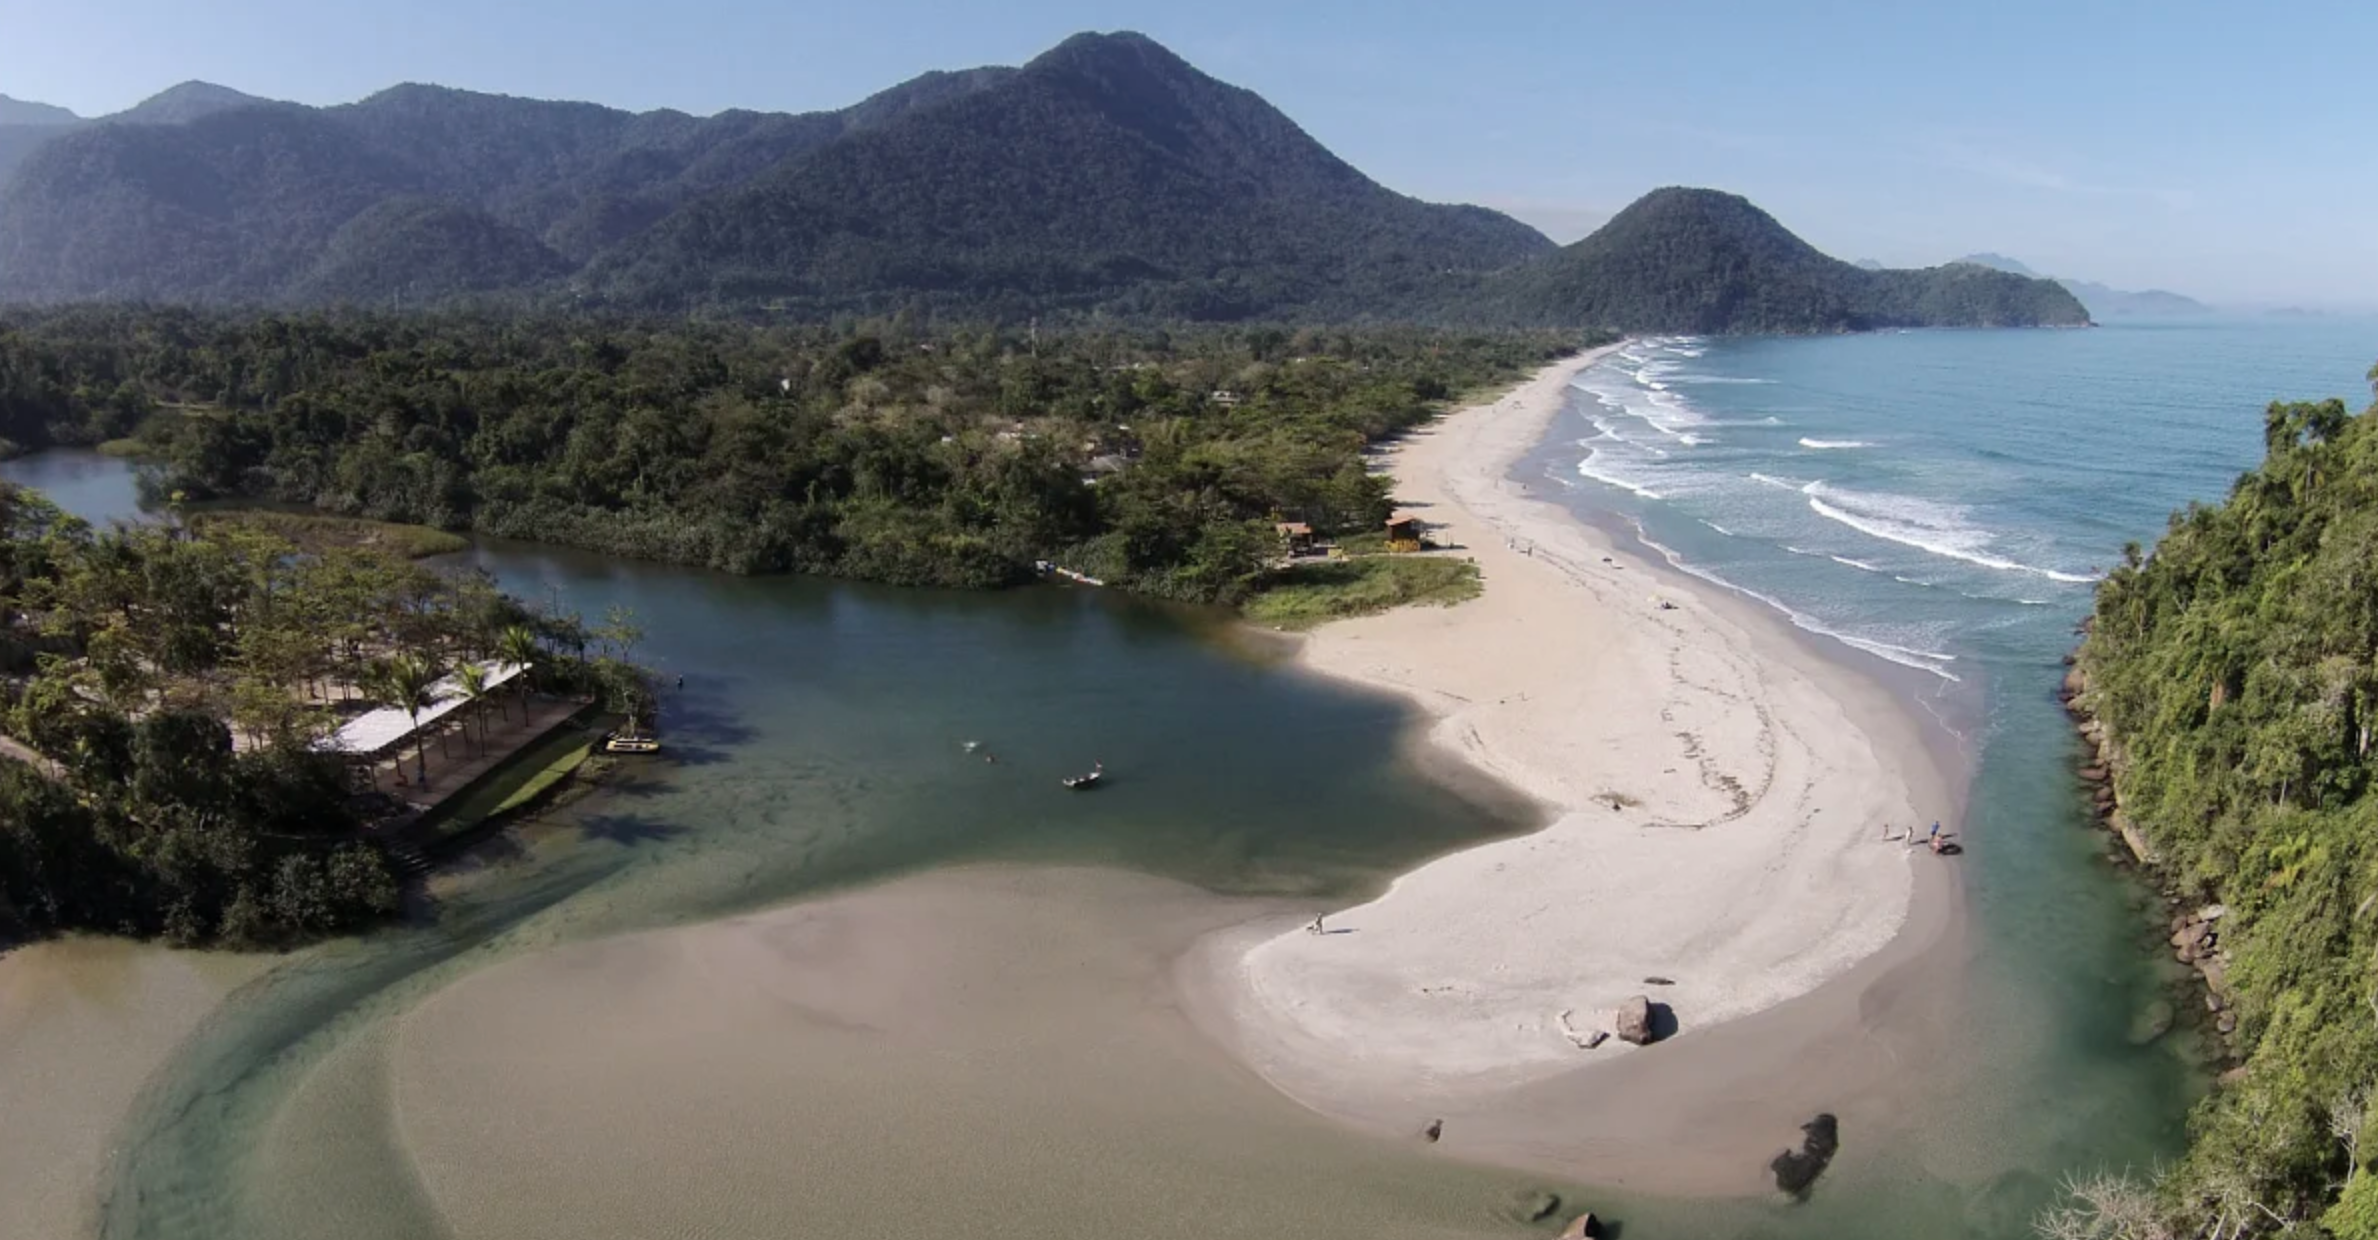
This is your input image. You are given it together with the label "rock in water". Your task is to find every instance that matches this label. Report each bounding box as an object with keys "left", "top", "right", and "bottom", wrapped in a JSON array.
[
  {"left": 1422, "top": 1118, "right": 1443, "bottom": 1143},
  {"left": 1770, "top": 1113, "right": 1841, "bottom": 1200},
  {"left": 2127, "top": 998, "right": 2175, "bottom": 1045},
  {"left": 1615, "top": 994, "right": 1655, "bottom": 1045}
]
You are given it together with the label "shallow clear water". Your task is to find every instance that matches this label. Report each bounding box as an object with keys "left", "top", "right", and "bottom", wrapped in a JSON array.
[
  {"left": 1520, "top": 316, "right": 2378, "bottom": 1234},
  {"left": 9, "top": 316, "right": 2374, "bottom": 1240}
]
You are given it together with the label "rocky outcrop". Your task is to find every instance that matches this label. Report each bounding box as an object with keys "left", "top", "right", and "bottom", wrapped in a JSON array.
[
  {"left": 1770, "top": 1113, "right": 1841, "bottom": 1200},
  {"left": 2066, "top": 650, "right": 2238, "bottom": 1060},
  {"left": 1615, "top": 995, "right": 1655, "bottom": 1045}
]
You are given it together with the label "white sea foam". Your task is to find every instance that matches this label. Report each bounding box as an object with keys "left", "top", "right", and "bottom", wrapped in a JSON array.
[
  {"left": 1802, "top": 482, "right": 2096, "bottom": 583},
  {"left": 1576, "top": 452, "right": 1664, "bottom": 499},
  {"left": 1748, "top": 472, "right": 1805, "bottom": 491},
  {"left": 1829, "top": 554, "right": 1883, "bottom": 573},
  {"left": 1631, "top": 527, "right": 1959, "bottom": 681},
  {"left": 1797, "top": 438, "right": 1872, "bottom": 450}
]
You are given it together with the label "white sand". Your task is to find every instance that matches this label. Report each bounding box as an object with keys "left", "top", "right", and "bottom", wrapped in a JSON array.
[{"left": 1217, "top": 347, "right": 1954, "bottom": 1136}]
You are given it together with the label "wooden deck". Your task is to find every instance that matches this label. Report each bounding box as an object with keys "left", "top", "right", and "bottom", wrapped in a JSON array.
[{"left": 356, "top": 693, "right": 594, "bottom": 815}]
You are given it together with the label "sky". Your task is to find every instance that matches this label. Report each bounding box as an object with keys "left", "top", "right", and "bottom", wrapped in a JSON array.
[{"left": 1, "top": 0, "right": 2371, "bottom": 307}]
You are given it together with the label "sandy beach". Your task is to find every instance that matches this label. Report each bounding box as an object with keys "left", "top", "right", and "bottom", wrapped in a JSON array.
[
  {"left": 1199, "top": 344, "right": 1967, "bottom": 1191},
  {"left": 0, "top": 940, "right": 265, "bottom": 1240}
]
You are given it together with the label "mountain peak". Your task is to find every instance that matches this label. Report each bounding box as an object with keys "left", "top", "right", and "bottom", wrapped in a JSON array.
[
  {"left": 113, "top": 81, "right": 269, "bottom": 125},
  {"left": 1029, "top": 30, "right": 1182, "bottom": 71},
  {"left": 0, "top": 94, "right": 79, "bottom": 126},
  {"left": 1490, "top": 187, "right": 2089, "bottom": 333}
]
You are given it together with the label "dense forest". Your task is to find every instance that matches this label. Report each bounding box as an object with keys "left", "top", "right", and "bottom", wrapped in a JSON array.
[
  {"left": 0, "top": 307, "right": 1592, "bottom": 603},
  {"left": 0, "top": 481, "right": 651, "bottom": 946},
  {"left": 1481, "top": 188, "right": 2092, "bottom": 334},
  {"left": 2067, "top": 377, "right": 2378, "bottom": 1238}
]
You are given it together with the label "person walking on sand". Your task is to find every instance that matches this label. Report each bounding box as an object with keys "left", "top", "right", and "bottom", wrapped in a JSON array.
[
  {"left": 1309, "top": 914, "right": 1326, "bottom": 936},
  {"left": 1928, "top": 821, "right": 1942, "bottom": 847}
]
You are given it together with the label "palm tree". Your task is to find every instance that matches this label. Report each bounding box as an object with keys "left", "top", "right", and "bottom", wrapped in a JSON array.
[
  {"left": 375, "top": 653, "right": 439, "bottom": 787},
  {"left": 497, "top": 626, "right": 538, "bottom": 728},
  {"left": 456, "top": 662, "right": 489, "bottom": 756}
]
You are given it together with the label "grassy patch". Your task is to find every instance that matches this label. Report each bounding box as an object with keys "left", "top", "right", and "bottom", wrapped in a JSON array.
[
  {"left": 1241, "top": 555, "right": 1482, "bottom": 630},
  {"left": 191, "top": 509, "right": 468, "bottom": 559},
  {"left": 417, "top": 727, "right": 596, "bottom": 841},
  {"left": 96, "top": 438, "right": 151, "bottom": 458}
]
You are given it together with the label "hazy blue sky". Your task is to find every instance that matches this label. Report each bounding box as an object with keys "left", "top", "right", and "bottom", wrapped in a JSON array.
[{"left": 4, "top": 0, "right": 2369, "bottom": 306}]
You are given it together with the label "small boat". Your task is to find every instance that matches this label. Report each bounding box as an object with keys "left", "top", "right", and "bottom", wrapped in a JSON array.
[
  {"left": 602, "top": 730, "right": 662, "bottom": 755},
  {"left": 1062, "top": 762, "right": 1105, "bottom": 790}
]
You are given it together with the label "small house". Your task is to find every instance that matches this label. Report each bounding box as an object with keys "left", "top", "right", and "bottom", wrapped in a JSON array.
[
  {"left": 1274, "top": 521, "right": 1315, "bottom": 555},
  {"left": 1385, "top": 513, "right": 1424, "bottom": 551}
]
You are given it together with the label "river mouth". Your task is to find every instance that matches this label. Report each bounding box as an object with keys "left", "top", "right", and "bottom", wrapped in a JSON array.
[{"left": 3, "top": 449, "right": 2195, "bottom": 1240}]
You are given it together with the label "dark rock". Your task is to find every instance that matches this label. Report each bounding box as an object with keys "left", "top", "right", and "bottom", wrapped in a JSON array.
[
  {"left": 1422, "top": 1118, "right": 1443, "bottom": 1143},
  {"left": 1616, "top": 994, "right": 1655, "bottom": 1045},
  {"left": 1559, "top": 1212, "right": 1603, "bottom": 1240},
  {"left": 1522, "top": 1191, "right": 1561, "bottom": 1222},
  {"left": 1770, "top": 1113, "right": 1841, "bottom": 1200},
  {"left": 1643, "top": 975, "right": 1676, "bottom": 986}
]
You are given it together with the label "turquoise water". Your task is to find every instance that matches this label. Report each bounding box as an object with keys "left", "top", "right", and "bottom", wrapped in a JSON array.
[
  {"left": 1525, "top": 316, "right": 2378, "bottom": 1225},
  {"left": 7, "top": 316, "right": 2375, "bottom": 1240}
]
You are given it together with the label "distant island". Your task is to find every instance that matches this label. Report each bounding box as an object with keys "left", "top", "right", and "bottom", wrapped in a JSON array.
[
  {"left": 1953, "top": 252, "right": 2211, "bottom": 318},
  {"left": 0, "top": 33, "right": 2081, "bottom": 334}
]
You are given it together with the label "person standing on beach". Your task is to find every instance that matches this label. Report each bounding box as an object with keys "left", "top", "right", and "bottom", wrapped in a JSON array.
[{"left": 1928, "top": 821, "right": 1942, "bottom": 845}]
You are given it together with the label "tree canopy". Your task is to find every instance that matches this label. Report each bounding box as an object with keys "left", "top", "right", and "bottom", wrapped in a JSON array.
[
  {"left": 0, "top": 306, "right": 1595, "bottom": 605},
  {"left": 2073, "top": 372, "right": 2378, "bottom": 1237}
]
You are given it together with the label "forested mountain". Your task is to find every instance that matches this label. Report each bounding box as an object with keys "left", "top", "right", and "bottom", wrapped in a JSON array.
[
  {"left": 1480, "top": 188, "right": 2090, "bottom": 333},
  {"left": 0, "top": 33, "right": 1552, "bottom": 318},
  {"left": 0, "top": 40, "right": 2093, "bottom": 332},
  {"left": 1956, "top": 251, "right": 2211, "bottom": 317},
  {"left": 0, "top": 81, "right": 271, "bottom": 196},
  {"left": 2071, "top": 386, "right": 2378, "bottom": 1235},
  {"left": 0, "top": 95, "right": 76, "bottom": 126},
  {"left": 587, "top": 32, "right": 1555, "bottom": 318}
]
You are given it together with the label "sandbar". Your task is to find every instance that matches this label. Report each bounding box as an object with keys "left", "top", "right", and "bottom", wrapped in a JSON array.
[{"left": 1198, "top": 345, "right": 1967, "bottom": 1192}]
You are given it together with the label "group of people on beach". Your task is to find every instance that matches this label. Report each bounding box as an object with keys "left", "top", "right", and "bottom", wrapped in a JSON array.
[{"left": 1882, "top": 821, "right": 1958, "bottom": 855}]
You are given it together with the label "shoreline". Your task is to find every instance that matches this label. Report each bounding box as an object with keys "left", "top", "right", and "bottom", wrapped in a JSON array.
[{"left": 1190, "top": 344, "right": 1971, "bottom": 1193}]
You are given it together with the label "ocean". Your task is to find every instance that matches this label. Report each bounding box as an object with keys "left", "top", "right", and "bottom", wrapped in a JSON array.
[
  {"left": 1522, "top": 315, "right": 2378, "bottom": 1233},
  {"left": 1537, "top": 320, "right": 2375, "bottom": 688}
]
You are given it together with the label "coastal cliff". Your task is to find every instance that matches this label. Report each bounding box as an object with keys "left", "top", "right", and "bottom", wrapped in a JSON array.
[{"left": 2064, "top": 393, "right": 2378, "bottom": 1234}]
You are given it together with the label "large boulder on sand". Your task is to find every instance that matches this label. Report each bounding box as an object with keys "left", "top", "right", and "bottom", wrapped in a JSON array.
[{"left": 1616, "top": 995, "right": 1655, "bottom": 1045}]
